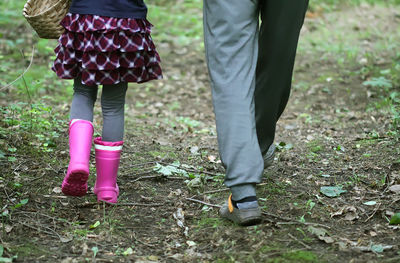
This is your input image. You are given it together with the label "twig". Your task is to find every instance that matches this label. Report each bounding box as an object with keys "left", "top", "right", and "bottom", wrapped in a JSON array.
[
  {"left": 3, "top": 188, "right": 14, "bottom": 204},
  {"left": 276, "top": 221, "right": 332, "bottom": 229},
  {"left": 131, "top": 175, "right": 160, "bottom": 183},
  {"left": 76, "top": 201, "right": 164, "bottom": 208},
  {"left": 124, "top": 161, "right": 158, "bottom": 168},
  {"left": 13, "top": 211, "right": 72, "bottom": 225},
  {"left": 0, "top": 47, "right": 35, "bottom": 91},
  {"left": 18, "top": 221, "right": 60, "bottom": 240},
  {"left": 159, "top": 161, "right": 221, "bottom": 177},
  {"left": 28, "top": 174, "right": 45, "bottom": 183},
  {"left": 389, "top": 198, "right": 400, "bottom": 207},
  {"left": 42, "top": 195, "right": 67, "bottom": 199},
  {"left": 115, "top": 202, "right": 164, "bottom": 207},
  {"left": 262, "top": 212, "right": 292, "bottom": 221},
  {"left": 168, "top": 177, "right": 186, "bottom": 180},
  {"left": 132, "top": 232, "right": 157, "bottom": 248},
  {"left": 186, "top": 198, "right": 294, "bottom": 223},
  {"left": 13, "top": 160, "right": 29, "bottom": 173},
  {"left": 203, "top": 188, "right": 230, "bottom": 194},
  {"left": 130, "top": 174, "right": 186, "bottom": 183},
  {"left": 202, "top": 182, "right": 271, "bottom": 195},
  {"left": 186, "top": 197, "right": 222, "bottom": 208},
  {"left": 288, "top": 233, "right": 312, "bottom": 249},
  {"left": 364, "top": 203, "right": 381, "bottom": 222}
]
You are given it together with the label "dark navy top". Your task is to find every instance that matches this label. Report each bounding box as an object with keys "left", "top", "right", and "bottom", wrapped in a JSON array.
[{"left": 69, "top": 0, "right": 147, "bottom": 19}]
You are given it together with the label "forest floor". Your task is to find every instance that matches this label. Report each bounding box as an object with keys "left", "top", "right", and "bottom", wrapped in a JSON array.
[{"left": 1, "top": 2, "right": 400, "bottom": 263}]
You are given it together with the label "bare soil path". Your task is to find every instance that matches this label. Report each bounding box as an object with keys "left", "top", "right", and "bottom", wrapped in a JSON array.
[{"left": 1, "top": 4, "right": 399, "bottom": 263}]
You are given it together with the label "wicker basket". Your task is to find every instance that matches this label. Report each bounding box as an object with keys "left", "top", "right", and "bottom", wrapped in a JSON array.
[{"left": 23, "top": 0, "right": 71, "bottom": 39}]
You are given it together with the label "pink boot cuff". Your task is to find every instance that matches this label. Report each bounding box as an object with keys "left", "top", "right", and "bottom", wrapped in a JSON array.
[{"left": 94, "top": 137, "right": 123, "bottom": 150}]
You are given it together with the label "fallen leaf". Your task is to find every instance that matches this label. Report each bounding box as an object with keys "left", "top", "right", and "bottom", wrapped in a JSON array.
[
  {"left": 307, "top": 226, "right": 328, "bottom": 237},
  {"left": 319, "top": 236, "right": 334, "bottom": 244},
  {"left": 389, "top": 213, "right": 400, "bottom": 225},
  {"left": 122, "top": 247, "right": 134, "bottom": 256},
  {"left": 52, "top": 187, "right": 62, "bottom": 193},
  {"left": 331, "top": 206, "right": 359, "bottom": 221},
  {"left": 363, "top": 201, "right": 377, "bottom": 206},
  {"left": 320, "top": 186, "right": 347, "bottom": 197},
  {"left": 307, "top": 226, "right": 334, "bottom": 243},
  {"left": 148, "top": 255, "right": 159, "bottom": 261},
  {"left": 60, "top": 236, "right": 73, "bottom": 243},
  {"left": 173, "top": 208, "right": 189, "bottom": 237},
  {"left": 207, "top": 155, "right": 217, "bottom": 163},
  {"left": 355, "top": 244, "right": 393, "bottom": 253},
  {"left": 186, "top": 241, "right": 196, "bottom": 247},
  {"left": 389, "top": 185, "right": 400, "bottom": 194},
  {"left": 190, "top": 146, "right": 199, "bottom": 155}
]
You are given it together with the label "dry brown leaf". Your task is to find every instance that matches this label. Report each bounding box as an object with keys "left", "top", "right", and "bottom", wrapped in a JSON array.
[
  {"left": 389, "top": 185, "right": 400, "bottom": 194},
  {"left": 331, "top": 206, "right": 359, "bottom": 221}
]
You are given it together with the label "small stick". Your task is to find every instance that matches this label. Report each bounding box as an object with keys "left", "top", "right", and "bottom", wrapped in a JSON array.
[
  {"left": 276, "top": 221, "right": 332, "bottom": 229},
  {"left": 132, "top": 232, "right": 157, "bottom": 248},
  {"left": 186, "top": 197, "right": 221, "bottom": 208},
  {"left": 262, "top": 212, "right": 292, "bottom": 221},
  {"left": 186, "top": 198, "right": 293, "bottom": 222},
  {"left": 158, "top": 161, "right": 221, "bottom": 177},
  {"left": 364, "top": 203, "right": 381, "bottom": 222},
  {"left": 123, "top": 161, "right": 158, "bottom": 168},
  {"left": 131, "top": 175, "right": 159, "bottom": 183},
  {"left": 0, "top": 47, "right": 35, "bottom": 91},
  {"left": 288, "top": 233, "right": 312, "bottom": 250},
  {"left": 115, "top": 202, "right": 164, "bottom": 207},
  {"left": 18, "top": 221, "right": 61, "bottom": 240},
  {"left": 76, "top": 201, "right": 164, "bottom": 208},
  {"left": 203, "top": 188, "right": 230, "bottom": 194},
  {"left": 130, "top": 174, "right": 186, "bottom": 183},
  {"left": 389, "top": 198, "right": 400, "bottom": 207},
  {"left": 202, "top": 182, "right": 270, "bottom": 195}
]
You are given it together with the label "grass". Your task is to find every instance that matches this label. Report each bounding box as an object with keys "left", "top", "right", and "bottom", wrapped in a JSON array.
[{"left": 147, "top": 0, "right": 203, "bottom": 47}]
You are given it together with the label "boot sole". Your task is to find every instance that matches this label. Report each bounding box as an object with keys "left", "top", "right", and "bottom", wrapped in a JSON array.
[
  {"left": 223, "top": 214, "right": 262, "bottom": 226},
  {"left": 238, "top": 217, "right": 262, "bottom": 226},
  {"left": 62, "top": 170, "right": 88, "bottom": 197}
]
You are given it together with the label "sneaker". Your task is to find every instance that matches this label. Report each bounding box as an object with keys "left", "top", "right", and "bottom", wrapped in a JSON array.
[
  {"left": 219, "top": 194, "right": 262, "bottom": 226},
  {"left": 263, "top": 143, "right": 276, "bottom": 169}
]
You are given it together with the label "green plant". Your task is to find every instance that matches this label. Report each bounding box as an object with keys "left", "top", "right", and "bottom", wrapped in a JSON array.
[{"left": 0, "top": 102, "right": 65, "bottom": 153}]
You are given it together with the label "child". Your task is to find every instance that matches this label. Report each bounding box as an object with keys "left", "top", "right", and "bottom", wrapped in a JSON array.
[{"left": 52, "top": 0, "right": 162, "bottom": 203}]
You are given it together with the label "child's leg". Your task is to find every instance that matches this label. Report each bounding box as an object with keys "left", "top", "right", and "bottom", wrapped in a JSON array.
[
  {"left": 93, "top": 82, "right": 127, "bottom": 203},
  {"left": 62, "top": 78, "right": 97, "bottom": 196},
  {"left": 100, "top": 82, "right": 128, "bottom": 142},
  {"left": 70, "top": 78, "right": 98, "bottom": 121}
]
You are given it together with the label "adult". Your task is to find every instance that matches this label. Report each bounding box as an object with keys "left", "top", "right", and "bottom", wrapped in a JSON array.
[{"left": 203, "top": 0, "right": 309, "bottom": 225}]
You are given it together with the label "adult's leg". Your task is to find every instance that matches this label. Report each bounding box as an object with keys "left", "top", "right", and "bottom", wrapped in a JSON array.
[
  {"left": 70, "top": 77, "right": 98, "bottom": 121},
  {"left": 203, "top": 0, "right": 262, "bottom": 200},
  {"left": 100, "top": 82, "right": 128, "bottom": 142},
  {"left": 255, "top": 0, "right": 309, "bottom": 154}
]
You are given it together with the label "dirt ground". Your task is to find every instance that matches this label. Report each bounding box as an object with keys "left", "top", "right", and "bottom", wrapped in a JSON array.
[{"left": 1, "top": 4, "right": 400, "bottom": 263}]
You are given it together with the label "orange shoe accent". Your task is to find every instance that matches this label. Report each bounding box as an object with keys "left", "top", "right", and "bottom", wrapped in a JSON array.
[{"left": 228, "top": 194, "right": 234, "bottom": 213}]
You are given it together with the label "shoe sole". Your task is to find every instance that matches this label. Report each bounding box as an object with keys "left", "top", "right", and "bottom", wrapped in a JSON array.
[
  {"left": 62, "top": 170, "right": 88, "bottom": 197},
  {"left": 239, "top": 217, "right": 262, "bottom": 226},
  {"left": 221, "top": 210, "right": 262, "bottom": 226}
]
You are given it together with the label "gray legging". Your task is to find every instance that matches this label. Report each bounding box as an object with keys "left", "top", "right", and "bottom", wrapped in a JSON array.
[{"left": 70, "top": 78, "right": 128, "bottom": 142}]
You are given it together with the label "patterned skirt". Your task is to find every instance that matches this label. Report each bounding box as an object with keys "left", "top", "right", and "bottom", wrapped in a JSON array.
[{"left": 52, "top": 13, "right": 163, "bottom": 86}]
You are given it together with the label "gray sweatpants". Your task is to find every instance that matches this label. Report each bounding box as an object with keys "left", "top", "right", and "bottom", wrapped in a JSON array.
[
  {"left": 70, "top": 78, "right": 128, "bottom": 142},
  {"left": 203, "top": 0, "right": 309, "bottom": 199}
]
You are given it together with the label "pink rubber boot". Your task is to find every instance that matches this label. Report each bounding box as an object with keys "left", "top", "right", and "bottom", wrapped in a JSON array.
[
  {"left": 62, "top": 119, "right": 93, "bottom": 196},
  {"left": 93, "top": 137, "right": 123, "bottom": 203}
]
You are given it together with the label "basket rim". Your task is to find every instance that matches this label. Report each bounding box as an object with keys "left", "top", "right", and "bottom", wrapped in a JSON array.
[{"left": 23, "top": 0, "right": 68, "bottom": 19}]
